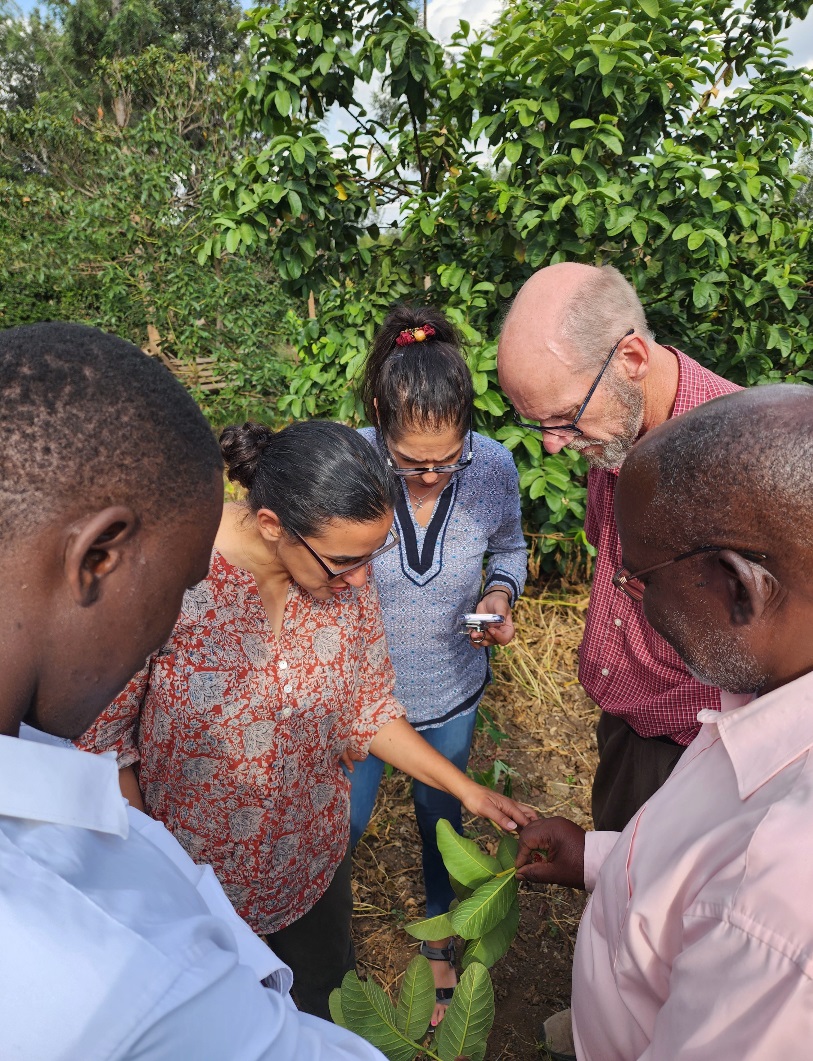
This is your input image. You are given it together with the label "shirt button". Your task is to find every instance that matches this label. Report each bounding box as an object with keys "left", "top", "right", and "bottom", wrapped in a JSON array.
[
  {"left": 614, "top": 618, "right": 622, "bottom": 627},
  {"left": 601, "top": 667, "right": 609, "bottom": 676},
  {"left": 281, "top": 707, "right": 292, "bottom": 718},
  {"left": 283, "top": 684, "right": 292, "bottom": 694},
  {"left": 279, "top": 660, "right": 288, "bottom": 670}
]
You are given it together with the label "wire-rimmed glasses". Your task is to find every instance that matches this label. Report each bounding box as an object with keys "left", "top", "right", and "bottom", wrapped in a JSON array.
[{"left": 513, "top": 328, "right": 635, "bottom": 439}]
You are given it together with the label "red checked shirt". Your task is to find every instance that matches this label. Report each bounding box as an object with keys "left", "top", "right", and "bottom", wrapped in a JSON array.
[
  {"left": 79, "top": 551, "right": 404, "bottom": 933},
  {"left": 578, "top": 348, "right": 742, "bottom": 745}
]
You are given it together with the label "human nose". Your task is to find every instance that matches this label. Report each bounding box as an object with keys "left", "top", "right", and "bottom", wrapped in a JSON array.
[
  {"left": 542, "top": 433, "right": 570, "bottom": 454},
  {"left": 340, "top": 565, "right": 368, "bottom": 589},
  {"left": 420, "top": 470, "right": 440, "bottom": 485}
]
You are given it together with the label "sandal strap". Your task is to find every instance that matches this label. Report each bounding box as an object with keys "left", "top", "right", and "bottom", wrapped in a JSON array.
[{"left": 419, "top": 939, "right": 456, "bottom": 965}]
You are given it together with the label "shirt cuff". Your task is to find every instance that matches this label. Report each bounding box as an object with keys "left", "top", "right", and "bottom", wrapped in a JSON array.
[
  {"left": 583, "top": 829, "right": 621, "bottom": 893},
  {"left": 482, "top": 577, "right": 519, "bottom": 607},
  {"left": 350, "top": 696, "right": 406, "bottom": 757}
]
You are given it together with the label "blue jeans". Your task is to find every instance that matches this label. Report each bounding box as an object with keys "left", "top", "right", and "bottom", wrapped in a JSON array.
[{"left": 349, "top": 709, "right": 478, "bottom": 919}]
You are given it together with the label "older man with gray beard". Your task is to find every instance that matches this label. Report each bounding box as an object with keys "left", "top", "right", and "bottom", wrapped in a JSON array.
[{"left": 498, "top": 262, "right": 749, "bottom": 835}]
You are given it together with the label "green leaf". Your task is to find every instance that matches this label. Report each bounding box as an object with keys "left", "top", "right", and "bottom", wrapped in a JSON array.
[
  {"left": 630, "top": 218, "right": 647, "bottom": 246},
  {"left": 636, "top": 0, "right": 659, "bottom": 16},
  {"left": 434, "top": 963, "right": 495, "bottom": 1061},
  {"left": 329, "top": 987, "right": 347, "bottom": 1027},
  {"left": 287, "top": 189, "right": 302, "bottom": 216},
  {"left": 436, "top": 819, "right": 501, "bottom": 888},
  {"left": 404, "top": 912, "right": 456, "bottom": 940},
  {"left": 540, "top": 99, "right": 559, "bottom": 123},
  {"left": 339, "top": 972, "right": 419, "bottom": 1061},
  {"left": 692, "top": 280, "right": 714, "bottom": 308},
  {"left": 462, "top": 899, "right": 520, "bottom": 970},
  {"left": 451, "top": 871, "right": 519, "bottom": 940},
  {"left": 496, "top": 832, "right": 518, "bottom": 870},
  {"left": 225, "top": 227, "right": 241, "bottom": 253},
  {"left": 598, "top": 51, "right": 618, "bottom": 75},
  {"left": 687, "top": 231, "right": 706, "bottom": 251},
  {"left": 394, "top": 956, "right": 435, "bottom": 1042},
  {"left": 274, "top": 89, "right": 291, "bottom": 116},
  {"left": 504, "top": 141, "right": 522, "bottom": 164},
  {"left": 570, "top": 118, "right": 595, "bottom": 129}
]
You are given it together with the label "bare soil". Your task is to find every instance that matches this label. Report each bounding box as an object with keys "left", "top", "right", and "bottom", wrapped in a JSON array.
[{"left": 351, "top": 588, "right": 598, "bottom": 1059}]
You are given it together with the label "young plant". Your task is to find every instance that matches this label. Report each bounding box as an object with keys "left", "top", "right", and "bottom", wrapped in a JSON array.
[
  {"left": 330, "top": 955, "right": 495, "bottom": 1061},
  {"left": 331, "top": 819, "right": 517, "bottom": 1059},
  {"left": 406, "top": 820, "right": 521, "bottom": 971}
]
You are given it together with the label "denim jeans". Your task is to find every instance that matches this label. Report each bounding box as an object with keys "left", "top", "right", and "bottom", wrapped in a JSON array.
[{"left": 349, "top": 708, "right": 478, "bottom": 919}]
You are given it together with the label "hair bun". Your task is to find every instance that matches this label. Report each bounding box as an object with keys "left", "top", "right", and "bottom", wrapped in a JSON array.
[{"left": 219, "top": 421, "right": 274, "bottom": 490}]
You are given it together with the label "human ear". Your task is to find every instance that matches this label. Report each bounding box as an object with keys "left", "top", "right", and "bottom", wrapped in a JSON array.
[
  {"left": 616, "top": 335, "right": 650, "bottom": 383},
  {"left": 255, "top": 508, "right": 284, "bottom": 544},
  {"left": 65, "top": 506, "right": 138, "bottom": 607},
  {"left": 716, "top": 549, "right": 782, "bottom": 626}
]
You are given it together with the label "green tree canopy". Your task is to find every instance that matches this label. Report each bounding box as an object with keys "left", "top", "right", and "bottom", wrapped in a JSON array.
[{"left": 211, "top": 0, "right": 813, "bottom": 571}]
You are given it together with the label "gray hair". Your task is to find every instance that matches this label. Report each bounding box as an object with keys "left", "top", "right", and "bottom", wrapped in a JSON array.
[{"left": 560, "top": 265, "right": 654, "bottom": 371}]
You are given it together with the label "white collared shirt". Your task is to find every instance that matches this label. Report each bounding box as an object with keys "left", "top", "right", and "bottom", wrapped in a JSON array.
[{"left": 0, "top": 730, "right": 384, "bottom": 1060}]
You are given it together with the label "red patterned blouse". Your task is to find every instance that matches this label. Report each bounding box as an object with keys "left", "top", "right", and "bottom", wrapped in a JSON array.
[{"left": 79, "top": 551, "right": 404, "bottom": 933}]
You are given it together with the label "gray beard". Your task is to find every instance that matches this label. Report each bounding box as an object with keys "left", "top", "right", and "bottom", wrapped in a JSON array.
[{"left": 567, "top": 376, "right": 645, "bottom": 470}]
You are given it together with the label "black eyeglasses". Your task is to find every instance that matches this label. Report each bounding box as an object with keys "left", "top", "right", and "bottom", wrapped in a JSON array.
[
  {"left": 384, "top": 428, "right": 474, "bottom": 479},
  {"left": 513, "top": 328, "right": 635, "bottom": 440},
  {"left": 612, "top": 545, "right": 768, "bottom": 603},
  {"left": 293, "top": 527, "right": 400, "bottom": 580}
]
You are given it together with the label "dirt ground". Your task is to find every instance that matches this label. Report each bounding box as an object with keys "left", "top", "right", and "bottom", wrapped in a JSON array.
[{"left": 351, "top": 587, "right": 598, "bottom": 1059}]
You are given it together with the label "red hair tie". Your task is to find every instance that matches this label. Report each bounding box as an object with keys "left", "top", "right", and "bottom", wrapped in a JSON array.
[{"left": 395, "top": 324, "right": 436, "bottom": 347}]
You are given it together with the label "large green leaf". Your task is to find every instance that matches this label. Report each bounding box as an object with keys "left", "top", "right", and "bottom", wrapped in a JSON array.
[
  {"left": 451, "top": 871, "right": 519, "bottom": 940},
  {"left": 394, "top": 956, "right": 435, "bottom": 1042},
  {"left": 436, "top": 819, "right": 501, "bottom": 889},
  {"left": 462, "top": 900, "right": 520, "bottom": 970},
  {"left": 404, "top": 912, "right": 456, "bottom": 941},
  {"left": 496, "top": 832, "right": 518, "bottom": 871},
  {"left": 433, "top": 962, "right": 495, "bottom": 1061},
  {"left": 339, "top": 972, "right": 419, "bottom": 1061}
]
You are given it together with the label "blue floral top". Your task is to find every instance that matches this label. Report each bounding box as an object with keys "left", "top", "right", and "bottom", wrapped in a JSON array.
[{"left": 359, "top": 428, "right": 528, "bottom": 730}]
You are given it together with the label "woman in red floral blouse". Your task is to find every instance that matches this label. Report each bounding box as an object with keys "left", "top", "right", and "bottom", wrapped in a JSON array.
[{"left": 80, "top": 420, "right": 535, "bottom": 1020}]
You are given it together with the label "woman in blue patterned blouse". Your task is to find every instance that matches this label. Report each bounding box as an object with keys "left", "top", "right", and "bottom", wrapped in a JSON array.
[{"left": 350, "top": 305, "right": 528, "bottom": 1024}]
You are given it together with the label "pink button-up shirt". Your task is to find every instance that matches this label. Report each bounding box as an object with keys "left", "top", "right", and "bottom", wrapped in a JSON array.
[
  {"left": 578, "top": 348, "right": 742, "bottom": 744},
  {"left": 575, "top": 669, "right": 813, "bottom": 1060}
]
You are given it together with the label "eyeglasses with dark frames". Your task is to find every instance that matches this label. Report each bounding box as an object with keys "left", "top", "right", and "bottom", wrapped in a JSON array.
[
  {"left": 612, "top": 545, "right": 768, "bottom": 603},
  {"left": 513, "top": 328, "right": 635, "bottom": 440},
  {"left": 384, "top": 427, "right": 474, "bottom": 479},
  {"left": 293, "top": 527, "right": 400, "bottom": 581}
]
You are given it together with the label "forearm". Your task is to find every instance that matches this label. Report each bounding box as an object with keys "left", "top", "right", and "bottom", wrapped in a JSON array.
[
  {"left": 119, "top": 764, "right": 146, "bottom": 812},
  {"left": 368, "top": 717, "right": 474, "bottom": 802}
]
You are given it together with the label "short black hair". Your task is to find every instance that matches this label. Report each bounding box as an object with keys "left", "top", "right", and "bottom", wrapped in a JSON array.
[
  {"left": 360, "top": 304, "right": 473, "bottom": 440},
  {"left": 220, "top": 419, "right": 398, "bottom": 537},
  {"left": 0, "top": 322, "right": 223, "bottom": 541}
]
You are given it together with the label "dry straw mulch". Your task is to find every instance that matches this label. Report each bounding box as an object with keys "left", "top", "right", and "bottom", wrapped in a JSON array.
[{"left": 352, "top": 586, "right": 600, "bottom": 1059}]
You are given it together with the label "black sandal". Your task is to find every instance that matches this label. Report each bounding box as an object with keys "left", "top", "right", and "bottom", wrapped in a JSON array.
[{"left": 419, "top": 939, "right": 456, "bottom": 1004}]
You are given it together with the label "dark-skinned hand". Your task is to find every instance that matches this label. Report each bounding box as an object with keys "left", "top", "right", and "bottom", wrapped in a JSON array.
[{"left": 514, "top": 816, "right": 587, "bottom": 889}]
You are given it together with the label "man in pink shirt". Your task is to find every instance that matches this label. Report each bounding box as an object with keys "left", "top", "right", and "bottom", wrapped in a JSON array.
[
  {"left": 516, "top": 384, "right": 813, "bottom": 1059},
  {"left": 498, "top": 263, "right": 744, "bottom": 832}
]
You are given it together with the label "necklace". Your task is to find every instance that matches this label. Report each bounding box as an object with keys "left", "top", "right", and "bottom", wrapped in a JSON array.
[{"left": 407, "top": 483, "right": 434, "bottom": 510}]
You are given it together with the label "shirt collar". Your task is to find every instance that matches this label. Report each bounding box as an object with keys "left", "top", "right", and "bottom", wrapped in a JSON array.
[
  {"left": 0, "top": 731, "right": 129, "bottom": 838},
  {"left": 696, "top": 670, "right": 813, "bottom": 799}
]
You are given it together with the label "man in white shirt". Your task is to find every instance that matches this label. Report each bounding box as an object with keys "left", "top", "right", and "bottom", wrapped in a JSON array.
[
  {"left": 0, "top": 322, "right": 384, "bottom": 1060},
  {"left": 515, "top": 384, "right": 813, "bottom": 1059}
]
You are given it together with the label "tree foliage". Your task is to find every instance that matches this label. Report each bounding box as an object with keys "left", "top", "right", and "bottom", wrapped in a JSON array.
[
  {"left": 215, "top": 0, "right": 813, "bottom": 572},
  {"left": 0, "top": 16, "right": 293, "bottom": 426}
]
